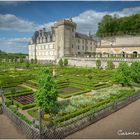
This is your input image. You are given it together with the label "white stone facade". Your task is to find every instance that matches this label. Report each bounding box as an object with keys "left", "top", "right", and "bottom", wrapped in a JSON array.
[{"left": 96, "top": 36, "right": 140, "bottom": 55}]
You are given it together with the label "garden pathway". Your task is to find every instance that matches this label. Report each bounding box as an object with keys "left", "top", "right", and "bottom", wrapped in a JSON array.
[
  {"left": 66, "top": 99, "right": 140, "bottom": 139},
  {"left": 0, "top": 114, "right": 26, "bottom": 139}
]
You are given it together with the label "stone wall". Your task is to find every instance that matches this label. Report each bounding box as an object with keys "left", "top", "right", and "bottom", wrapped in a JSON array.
[
  {"left": 100, "top": 36, "right": 140, "bottom": 47},
  {"left": 65, "top": 57, "right": 140, "bottom": 68}
]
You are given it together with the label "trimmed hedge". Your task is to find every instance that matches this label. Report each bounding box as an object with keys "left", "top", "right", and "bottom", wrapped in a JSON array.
[
  {"left": 14, "top": 100, "right": 35, "bottom": 110},
  {"left": 5, "top": 90, "right": 33, "bottom": 98},
  {"left": 5, "top": 88, "right": 32, "bottom": 97},
  {"left": 54, "top": 89, "right": 136, "bottom": 125},
  {"left": 53, "top": 99, "right": 111, "bottom": 124},
  {"left": 59, "top": 89, "right": 91, "bottom": 98}
]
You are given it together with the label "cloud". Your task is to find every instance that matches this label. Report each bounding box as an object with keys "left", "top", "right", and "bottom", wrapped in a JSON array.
[
  {"left": 0, "top": 37, "right": 29, "bottom": 53},
  {"left": 1, "top": 6, "right": 140, "bottom": 34},
  {"left": 0, "top": 14, "right": 35, "bottom": 32}
]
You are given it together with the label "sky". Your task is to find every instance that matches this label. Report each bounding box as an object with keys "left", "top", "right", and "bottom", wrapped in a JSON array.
[{"left": 0, "top": 1, "right": 140, "bottom": 54}]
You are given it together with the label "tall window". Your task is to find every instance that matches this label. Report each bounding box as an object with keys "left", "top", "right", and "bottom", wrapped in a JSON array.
[
  {"left": 72, "top": 44, "right": 73, "bottom": 48},
  {"left": 78, "top": 45, "right": 80, "bottom": 50}
]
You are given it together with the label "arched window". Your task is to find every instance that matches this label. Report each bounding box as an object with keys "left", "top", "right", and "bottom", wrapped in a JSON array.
[{"left": 122, "top": 51, "right": 125, "bottom": 58}]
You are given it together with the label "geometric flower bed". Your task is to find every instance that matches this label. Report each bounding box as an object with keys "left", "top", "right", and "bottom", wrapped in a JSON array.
[{"left": 14, "top": 94, "right": 34, "bottom": 105}]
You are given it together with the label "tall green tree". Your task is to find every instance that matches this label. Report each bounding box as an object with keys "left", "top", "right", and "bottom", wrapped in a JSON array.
[
  {"left": 35, "top": 68, "right": 58, "bottom": 113},
  {"left": 114, "top": 62, "right": 131, "bottom": 86},
  {"left": 96, "top": 14, "right": 140, "bottom": 36}
]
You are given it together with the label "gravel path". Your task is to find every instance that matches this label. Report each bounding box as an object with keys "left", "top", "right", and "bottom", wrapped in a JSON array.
[
  {"left": 66, "top": 99, "right": 140, "bottom": 139},
  {"left": 0, "top": 114, "right": 26, "bottom": 139}
]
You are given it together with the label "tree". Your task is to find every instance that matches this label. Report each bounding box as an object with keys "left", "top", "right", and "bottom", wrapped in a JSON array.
[
  {"left": 96, "top": 14, "right": 140, "bottom": 37},
  {"left": 114, "top": 62, "right": 131, "bottom": 86},
  {"left": 63, "top": 59, "right": 68, "bottom": 66},
  {"left": 106, "top": 60, "right": 115, "bottom": 70},
  {"left": 96, "top": 59, "right": 101, "bottom": 69},
  {"left": 130, "top": 61, "right": 140, "bottom": 83},
  {"left": 35, "top": 68, "right": 58, "bottom": 113},
  {"left": 58, "top": 59, "right": 63, "bottom": 67}
]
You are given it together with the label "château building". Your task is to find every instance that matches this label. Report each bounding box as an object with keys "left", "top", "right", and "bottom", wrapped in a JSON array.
[
  {"left": 28, "top": 19, "right": 140, "bottom": 63},
  {"left": 28, "top": 19, "right": 96, "bottom": 63}
]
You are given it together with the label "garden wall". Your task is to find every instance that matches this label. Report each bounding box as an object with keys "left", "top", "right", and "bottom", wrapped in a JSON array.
[{"left": 66, "top": 57, "right": 140, "bottom": 68}]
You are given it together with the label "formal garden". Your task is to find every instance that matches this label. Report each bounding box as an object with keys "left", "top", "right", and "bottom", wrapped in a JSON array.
[{"left": 0, "top": 59, "right": 140, "bottom": 138}]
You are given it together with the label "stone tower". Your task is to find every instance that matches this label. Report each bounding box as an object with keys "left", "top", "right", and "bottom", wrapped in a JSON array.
[{"left": 53, "top": 19, "right": 76, "bottom": 60}]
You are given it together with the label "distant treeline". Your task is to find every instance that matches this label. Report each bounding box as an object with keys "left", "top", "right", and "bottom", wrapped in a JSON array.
[
  {"left": 96, "top": 14, "right": 140, "bottom": 37},
  {"left": 0, "top": 50, "right": 27, "bottom": 59}
]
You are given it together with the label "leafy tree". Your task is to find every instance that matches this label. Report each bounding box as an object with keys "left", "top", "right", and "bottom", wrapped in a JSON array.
[
  {"left": 96, "top": 59, "right": 101, "bottom": 69},
  {"left": 63, "top": 59, "right": 68, "bottom": 66},
  {"left": 58, "top": 59, "right": 63, "bottom": 67},
  {"left": 114, "top": 62, "right": 131, "bottom": 86},
  {"left": 106, "top": 60, "right": 115, "bottom": 70},
  {"left": 96, "top": 14, "right": 140, "bottom": 36},
  {"left": 130, "top": 61, "right": 140, "bottom": 83},
  {"left": 35, "top": 68, "right": 58, "bottom": 113}
]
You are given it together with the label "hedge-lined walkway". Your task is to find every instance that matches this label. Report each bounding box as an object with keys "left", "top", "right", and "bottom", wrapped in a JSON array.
[
  {"left": 66, "top": 99, "right": 140, "bottom": 139},
  {"left": 0, "top": 114, "right": 26, "bottom": 139}
]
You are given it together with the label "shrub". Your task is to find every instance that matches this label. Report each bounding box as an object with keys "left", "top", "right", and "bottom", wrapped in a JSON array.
[
  {"left": 130, "top": 61, "right": 140, "bottom": 83},
  {"left": 113, "top": 62, "right": 131, "bottom": 86},
  {"left": 58, "top": 59, "right": 63, "bottom": 67},
  {"left": 106, "top": 60, "right": 115, "bottom": 70},
  {"left": 63, "top": 59, "right": 68, "bottom": 66},
  {"left": 96, "top": 59, "right": 101, "bottom": 69}
]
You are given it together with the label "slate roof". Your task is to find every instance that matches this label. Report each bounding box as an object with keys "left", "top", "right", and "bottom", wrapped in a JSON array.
[{"left": 31, "top": 31, "right": 53, "bottom": 44}]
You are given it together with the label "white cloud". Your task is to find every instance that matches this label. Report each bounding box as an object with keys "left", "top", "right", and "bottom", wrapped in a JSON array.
[{"left": 0, "top": 14, "right": 35, "bottom": 32}]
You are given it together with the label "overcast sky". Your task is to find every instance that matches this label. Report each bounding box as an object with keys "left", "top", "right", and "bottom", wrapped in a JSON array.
[{"left": 0, "top": 1, "right": 140, "bottom": 53}]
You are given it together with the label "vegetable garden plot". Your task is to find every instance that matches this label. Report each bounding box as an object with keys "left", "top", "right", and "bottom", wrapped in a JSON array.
[{"left": 14, "top": 94, "right": 34, "bottom": 105}]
